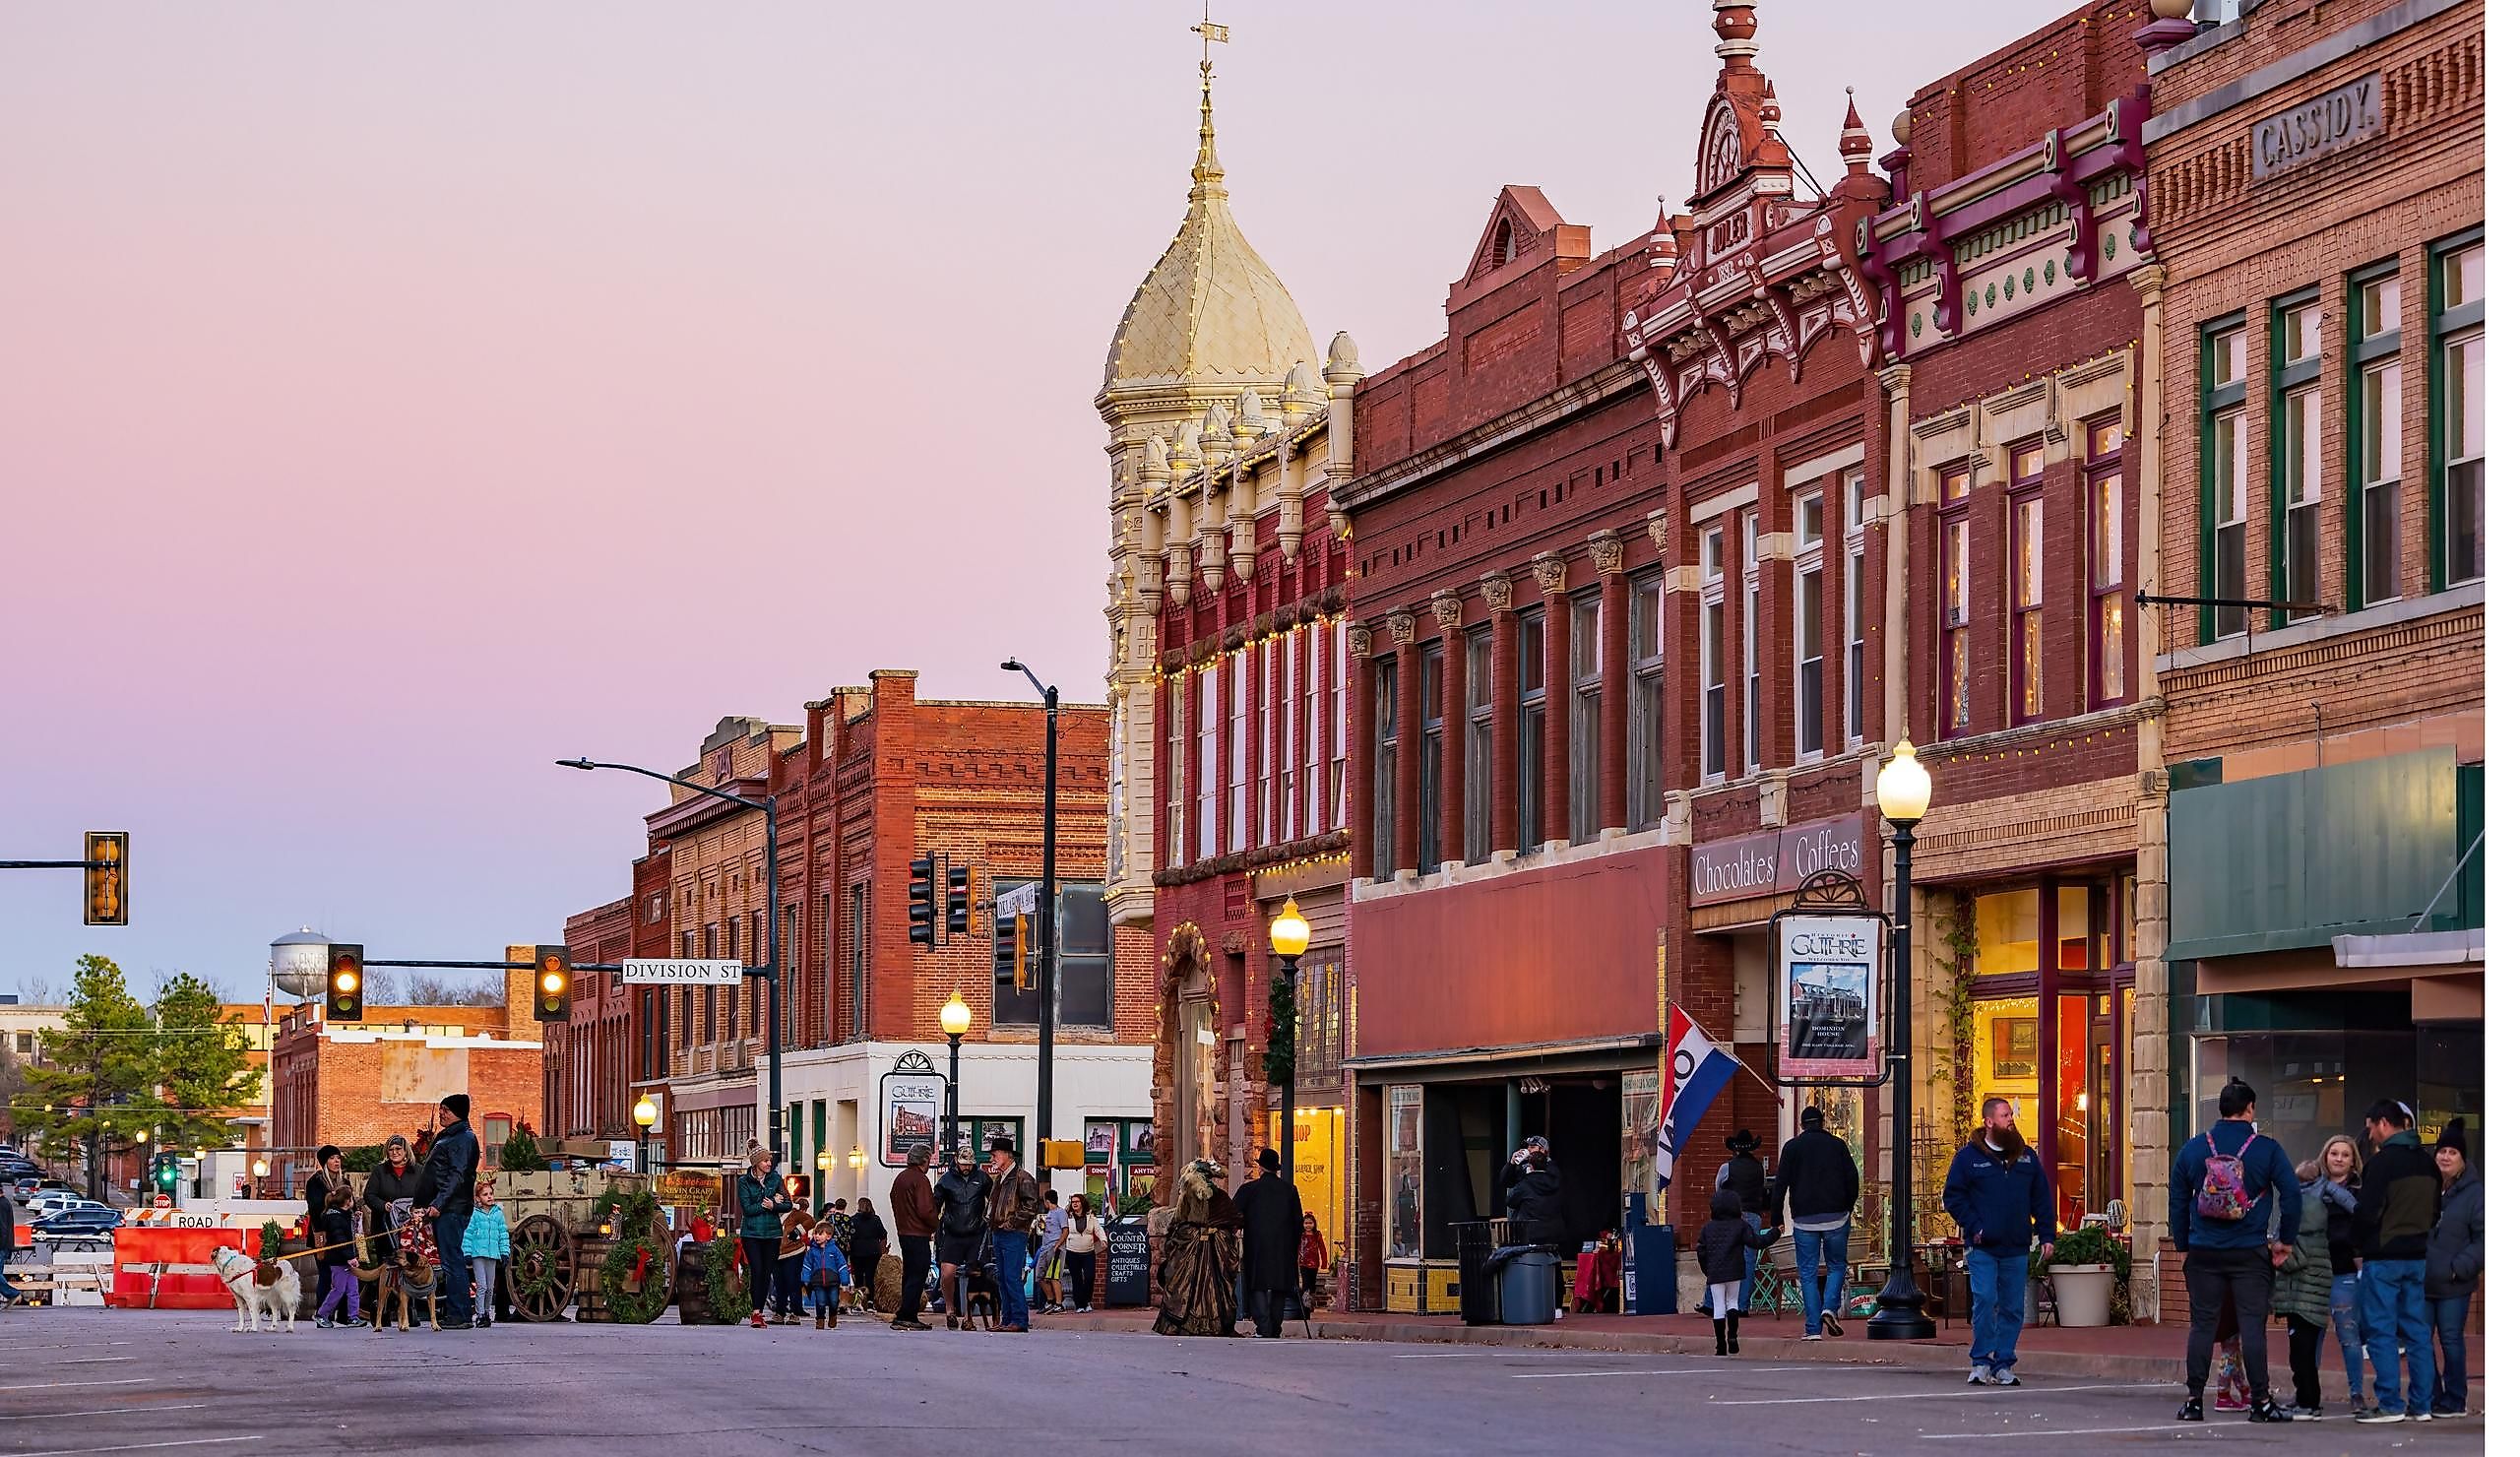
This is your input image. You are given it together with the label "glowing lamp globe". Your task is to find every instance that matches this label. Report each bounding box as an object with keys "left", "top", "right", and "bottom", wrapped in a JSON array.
[
  {"left": 1876, "top": 738, "right": 1934, "bottom": 825},
  {"left": 938, "top": 991, "right": 973, "bottom": 1039},
  {"left": 1269, "top": 898, "right": 1312, "bottom": 960}
]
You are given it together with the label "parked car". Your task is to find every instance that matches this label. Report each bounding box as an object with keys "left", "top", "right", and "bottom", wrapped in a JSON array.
[
  {"left": 26, "top": 1192, "right": 92, "bottom": 1220},
  {"left": 31, "top": 1207, "right": 121, "bottom": 1243}
]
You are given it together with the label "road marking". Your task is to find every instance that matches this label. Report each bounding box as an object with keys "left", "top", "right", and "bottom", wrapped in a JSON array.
[
  {"left": 0, "top": 1379, "right": 154, "bottom": 1394},
  {"left": 1711, "top": 1382, "right": 2174, "bottom": 1406},
  {"left": 1921, "top": 1424, "right": 2210, "bottom": 1440},
  {"left": 1512, "top": 1365, "right": 1808, "bottom": 1379},
  {"left": 1389, "top": 1352, "right": 1495, "bottom": 1359},
  {"left": 0, "top": 1407, "right": 218, "bottom": 1426},
  {"left": 13, "top": 1431, "right": 260, "bottom": 1441},
  {"left": 60, "top": 1357, "right": 139, "bottom": 1364}
]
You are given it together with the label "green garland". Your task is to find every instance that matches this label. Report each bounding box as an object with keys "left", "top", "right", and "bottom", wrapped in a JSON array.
[
  {"left": 257, "top": 1221, "right": 284, "bottom": 1262},
  {"left": 506, "top": 1228, "right": 566, "bottom": 1311},
  {"left": 702, "top": 1235, "right": 750, "bottom": 1325},
  {"left": 597, "top": 1235, "right": 670, "bottom": 1324}
]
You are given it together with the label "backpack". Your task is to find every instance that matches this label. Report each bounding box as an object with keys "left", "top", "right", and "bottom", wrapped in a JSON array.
[{"left": 2194, "top": 1129, "right": 2259, "bottom": 1223}]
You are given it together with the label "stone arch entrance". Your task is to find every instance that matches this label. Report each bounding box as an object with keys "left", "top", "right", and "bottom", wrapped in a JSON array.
[{"left": 1151, "top": 921, "right": 1217, "bottom": 1201}]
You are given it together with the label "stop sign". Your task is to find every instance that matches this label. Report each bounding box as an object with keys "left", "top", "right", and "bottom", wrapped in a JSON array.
[{"left": 153, "top": 1193, "right": 173, "bottom": 1209}]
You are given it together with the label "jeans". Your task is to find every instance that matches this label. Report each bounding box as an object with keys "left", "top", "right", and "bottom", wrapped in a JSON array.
[
  {"left": 2182, "top": 1246, "right": 2273, "bottom": 1400},
  {"left": 433, "top": 1209, "right": 474, "bottom": 1325},
  {"left": 1965, "top": 1249, "right": 2028, "bottom": 1371},
  {"left": 774, "top": 1256, "right": 803, "bottom": 1318},
  {"left": 1794, "top": 1224, "right": 1849, "bottom": 1335},
  {"left": 992, "top": 1231, "right": 1031, "bottom": 1330},
  {"left": 808, "top": 1284, "right": 838, "bottom": 1318},
  {"left": 894, "top": 1235, "right": 931, "bottom": 1323},
  {"left": 2359, "top": 1258, "right": 2433, "bottom": 1416},
  {"left": 2426, "top": 1295, "right": 2470, "bottom": 1414},
  {"left": 742, "top": 1235, "right": 779, "bottom": 1314},
  {"left": 2328, "top": 1274, "right": 2366, "bottom": 1404},
  {"left": 315, "top": 1264, "right": 361, "bottom": 1322},
  {"left": 1066, "top": 1250, "right": 1097, "bottom": 1308}
]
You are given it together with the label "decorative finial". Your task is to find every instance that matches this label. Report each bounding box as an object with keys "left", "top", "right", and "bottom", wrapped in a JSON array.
[
  {"left": 1839, "top": 88, "right": 1872, "bottom": 171},
  {"left": 1190, "top": 4, "right": 1229, "bottom": 194}
]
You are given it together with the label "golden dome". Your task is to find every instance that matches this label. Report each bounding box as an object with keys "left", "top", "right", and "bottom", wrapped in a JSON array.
[{"left": 1102, "top": 65, "right": 1317, "bottom": 404}]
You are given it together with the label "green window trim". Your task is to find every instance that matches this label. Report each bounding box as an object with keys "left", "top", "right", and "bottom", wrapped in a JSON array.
[
  {"left": 2197, "top": 312, "right": 2249, "bottom": 646},
  {"left": 2266, "top": 289, "right": 2322, "bottom": 629},
  {"left": 2426, "top": 225, "right": 2486, "bottom": 595},
  {"left": 2343, "top": 259, "right": 2404, "bottom": 613}
]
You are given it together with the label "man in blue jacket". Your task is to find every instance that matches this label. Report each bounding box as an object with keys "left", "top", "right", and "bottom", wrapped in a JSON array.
[
  {"left": 2169, "top": 1079, "right": 2300, "bottom": 1424},
  {"left": 1941, "top": 1096, "right": 2054, "bottom": 1385}
]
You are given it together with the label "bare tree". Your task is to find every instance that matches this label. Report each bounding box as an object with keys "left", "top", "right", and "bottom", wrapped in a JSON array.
[
  {"left": 375, "top": 972, "right": 505, "bottom": 1007},
  {"left": 14, "top": 975, "right": 62, "bottom": 1005}
]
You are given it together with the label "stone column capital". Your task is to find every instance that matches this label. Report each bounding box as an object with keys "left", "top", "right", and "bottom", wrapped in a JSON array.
[
  {"left": 1645, "top": 509, "right": 1670, "bottom": 556},
  {"left": 1479, "top": 571, "right": 1517, "bottom": 615},
  {"left": 1430, "top": 588, "right": 1464, "bottom": 632},
  {"left": 1346, "top": 622, "right": 1377, "bottom": 659},
  {"left": 1532, "top": 551, "right": 1569, "bottom": 595},
  {"left": 1587, "top": 530, "right": 1626, "bottom": 577},
  {"left": 1383, "top": 606, "right": 1419, "bottom": 645}
]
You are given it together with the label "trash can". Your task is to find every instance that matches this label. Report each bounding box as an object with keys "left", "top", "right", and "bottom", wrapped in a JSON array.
[
  {"left": 1455, "top": 1220, "right": 1502, "bottom": 1325},
  {"left": 1494, "top": 1246, "right": 1560, "bottom": 1326}
]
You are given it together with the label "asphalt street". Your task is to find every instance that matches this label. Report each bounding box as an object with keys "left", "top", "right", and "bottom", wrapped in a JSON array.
[{"left": 0, "top": 1307, "right": 2489, "bottom": 1455}]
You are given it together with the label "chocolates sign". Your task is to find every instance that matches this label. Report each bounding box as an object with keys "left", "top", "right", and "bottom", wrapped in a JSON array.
[
  {"left": 2252, "top": 73, "right": 2382, "bottom": 182},
  {"left": 1688, "top": 812, "right": 1868, "bottom": 906}
]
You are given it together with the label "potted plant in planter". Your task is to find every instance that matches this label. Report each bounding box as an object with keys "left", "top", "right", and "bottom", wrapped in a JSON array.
[{"left": 2038, "top": 1226, "right": 2127, "bottom": 1328}]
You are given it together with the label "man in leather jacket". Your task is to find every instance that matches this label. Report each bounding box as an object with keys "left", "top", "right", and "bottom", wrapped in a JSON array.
[{"left": 933, "top": 1146, "right": 991, "bottom": 1330}]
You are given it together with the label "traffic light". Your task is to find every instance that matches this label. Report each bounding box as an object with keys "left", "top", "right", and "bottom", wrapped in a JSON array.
[
  {"left": 326, "top": 944, "right": 364, "bottom": 1021},
  {"left": 534, "top": 945, "right": 571, "bottom": 1022},
  {"left": 83, "top": 831, "right": 128, "bottom": 925},
  {"left": 945, "top": 866, "right": 971, "bottom": 937},
  {"left": 1010, "top": 914, "right": 1032, "bottom": 990},
  {"left": 153, "top": 1152, "right": 180, "bottom": 1192},
  {"left": 994, "top": 908, "right": 1017, "bottom": 982},
  {"left": 908, "top": 855, "right": 936, "bottom": 946}
]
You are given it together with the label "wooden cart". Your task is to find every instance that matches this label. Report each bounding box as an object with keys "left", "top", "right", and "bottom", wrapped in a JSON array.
[{"left": 498, "top": 1168, "right": 672, "bottom": 1323}]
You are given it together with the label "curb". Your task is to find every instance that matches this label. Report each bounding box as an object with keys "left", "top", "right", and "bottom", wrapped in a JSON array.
[{"left": 1030, "top": 1312, "right": 2191, "bottom": 1383}]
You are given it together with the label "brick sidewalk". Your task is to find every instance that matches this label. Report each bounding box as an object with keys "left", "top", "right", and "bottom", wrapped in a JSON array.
[{"left": 1031, "top": 1302, "right": 2484, "bottom": 1392}]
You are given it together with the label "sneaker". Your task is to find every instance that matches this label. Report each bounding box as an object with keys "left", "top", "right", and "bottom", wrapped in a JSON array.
[
  {"left": 2412, "top": 1412, "right": 2433, "bottom": 1423},
  {"left": 2432, "top": 1409, "right": 2469, "bottom": 1421},
  {"left": 2247, "top": 1402, "right": 2292, "bottom": 1425},
  {"left": 1991, "top": 1368, "right": 2020, "bottom": 1387},
  {"left": 2293, "top": 1406, "right": 2324, "bottom": 1421},
  {"left": 749, "top": 1312, "right": 767, "bottom": 1329},
  {"left": 1801, "top": 1333, "right": 1825, "bottom": 1342},
  {"left": 1968, "top": 1364, "right": 1990, "bottom": 1386},
  {"left": 2354, "top": 1409, "right": 2406, "bottom": 1425},
  {"left": 2175, "top": 1398, "right": 2204, "bottom": 1423},
  {"left": 1820, "top": 1309, "right": 1843, "bottom": 1337},
  {"left": 1076, "top": 1305, "right": 1091, "bottom": 1314},
  {"left": 315, "top": 1317, "right": 334, "bottom": 1329},
  {"left": 2214, "top": 1393, "right": 2248, "bottom": 1413},
  {"left": 473, "top": 1315, "right": 489, "bottom": 1329}
]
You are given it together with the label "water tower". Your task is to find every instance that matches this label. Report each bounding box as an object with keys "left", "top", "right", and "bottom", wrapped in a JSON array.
[{"left": 269, "top": 927, "right": 331, "bottom": 1002}]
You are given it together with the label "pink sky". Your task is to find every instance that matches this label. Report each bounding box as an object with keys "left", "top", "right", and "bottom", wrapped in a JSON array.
[{"left": 0, "top": 1, "right": 2041, "bottom": 997}]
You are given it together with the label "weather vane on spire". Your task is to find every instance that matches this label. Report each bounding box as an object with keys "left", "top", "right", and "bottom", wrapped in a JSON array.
[{"left": 1192, "top": 2, "right": 1228, "bottom": 70}]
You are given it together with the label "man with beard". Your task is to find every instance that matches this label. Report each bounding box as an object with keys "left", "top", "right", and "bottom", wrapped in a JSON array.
[{"left": 1941, "top": 1097, "right": 2055, "bottom": 1386}]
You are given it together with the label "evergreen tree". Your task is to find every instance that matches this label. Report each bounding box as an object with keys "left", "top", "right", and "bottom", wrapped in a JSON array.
[{"left": 18, "top": 956, "right": 154, "bottom": 1198}]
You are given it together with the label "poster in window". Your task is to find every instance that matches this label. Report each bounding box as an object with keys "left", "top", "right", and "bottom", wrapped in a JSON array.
[
  {"left": 1773, "top": 913, "right": 1883, "bottom": 1081},
  {"left": 1085, "top": 1120, "right": 1118, "bottom": 1163},
  {"left": 1129, "top": 1123, "right": 1156, "bottom": 1158},
  {"left": 1990, "top": 1018, "right": 2038, "bottom": 1081}
]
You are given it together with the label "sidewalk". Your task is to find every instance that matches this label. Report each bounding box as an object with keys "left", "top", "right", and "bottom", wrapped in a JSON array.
[{"left": 1029, "top": 1303, "right": 2484, "bottom": 1390}]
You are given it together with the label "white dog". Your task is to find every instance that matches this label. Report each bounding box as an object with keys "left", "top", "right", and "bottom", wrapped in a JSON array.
[{"left": 210, "top": 1245, "right": 302, "bottom": 1333}]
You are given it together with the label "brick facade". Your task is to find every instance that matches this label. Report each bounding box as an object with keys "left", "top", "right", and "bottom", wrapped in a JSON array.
[{"left": 271, "top": 966, "right": 544, "bottom": 1177}]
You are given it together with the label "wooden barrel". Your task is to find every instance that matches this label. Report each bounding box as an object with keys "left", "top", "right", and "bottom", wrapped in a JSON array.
[{"left": 673, "top": 1240, "right": 744, "bottom": 1324}]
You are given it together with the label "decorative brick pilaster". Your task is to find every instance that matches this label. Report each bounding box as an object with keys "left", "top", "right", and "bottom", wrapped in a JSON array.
[
  {"left": 1433, "top": 589, "right": 1467, "bottom": 865},
  {"left": 1534, "top": 553, "right": 1571, "bottom": 846},
  {"left": 1481, "top": 573, "right": 1519, "bottom": 855},
  {"left": 1347, "top": 622, "right": 1376, "bottom": 870},
  {"left": 1388, "top": 606, "right": 1421, "bottom": 873},
  {"left": 1592, "top": 532, "right": 1629, "bottom": 835}
]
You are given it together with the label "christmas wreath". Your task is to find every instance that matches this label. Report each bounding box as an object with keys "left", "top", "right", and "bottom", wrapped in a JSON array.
[
  {"left": 507, "top": 1234, "right": 567, "bottom": 1310},
  {"left": 255, "top": 1220, "right": 286, "bottom": 1286},
  {"left": 701, "top": 1235, "right": 750, "bottom": 1325},
  {"left": 591, "top": 1188, "right": 669, "bottom": 1324}
]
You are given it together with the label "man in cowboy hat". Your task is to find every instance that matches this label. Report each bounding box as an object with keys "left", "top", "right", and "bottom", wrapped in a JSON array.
[{"left": 1719, "top": 1129, "right": 1768, "bottom": 1215}]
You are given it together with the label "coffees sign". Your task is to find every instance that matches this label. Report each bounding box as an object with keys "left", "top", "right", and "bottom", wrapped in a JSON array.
[
  {"left": 1688, "top": 812, "right": 1867, "bottom": 907},
  {"left": 2253, "top": 73, "right": 2382, "bottom": 183}
]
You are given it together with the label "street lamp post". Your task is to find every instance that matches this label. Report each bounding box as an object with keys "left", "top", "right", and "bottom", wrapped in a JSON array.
[
  {"left": 1001, "top": 659, "right": 1059, "bottom": 1170},
  {"left": 939, "top": 992, "right": 971, "bottom": 1160},
  {"left": 632, "top": 1095, "right": 659, "bottom": 1176},
  {"left": 1267, "top": 899, "right": 1310, "bottom": 1177},
  {"left": 1867, "top": 738, "right": 1936, "bottom": 1342},
  {"left": 561, "top": 758, "right": 786, "bottom": 1169}
]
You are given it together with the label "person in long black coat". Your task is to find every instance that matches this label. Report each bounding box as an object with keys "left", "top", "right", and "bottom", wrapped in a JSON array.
[
  {"left": 361, "top": 1135, "right": 429, "bottom": 1267},
  {"left": 1231, "top": 1149, "right": 1305, "bottom": 1339}
]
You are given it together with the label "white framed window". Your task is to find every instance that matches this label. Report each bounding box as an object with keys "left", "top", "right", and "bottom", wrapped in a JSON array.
[
  {"left": 1843, "top": 474, "right": 1865, "bottom": 748},
  {"left": 1467, "top": 625, "right": 1494, "bottom": 862},
  {"left": 1228, "top": 651, "right": 1249, "bottom": 852},
  {"left": 1281, "top": 628, "right": 1300, "bottom": 842},
  {"left": 1626, "top": 571, "right": 1663, "bottom": 831},
  {"left": 1699, "top": 526, "right": 1726, "bottom": 782},
  {"left": 2352, "top": 270, "right": 2403, "bottom": 607},
  {"left": 1257, "top": 637, "right": 1275, "bottom": 847},
  {"left": 1166, "top": 676, "right": 1186, "bottom": 867},
  {"left": 1793, "top": 488, "right": 1825, "bottom": 760},
  {"left": 1741, "top": 509, "right": 1761, "bottom": 772},
  {"left": 1197, "top": 665, "right": 1219, "bottom": 859},
  {"left": 2435, "top": 238, "right": 2484, "bottom": 587},
  {"left": 1329, "top": 626, "right": 1348, "bottom": 830},
  {"left": 1570, "top": 590, "right": 1603, "bottom": 844},
  {"left": 2204, "top": 322, "right": 2249, "bottom": 638},
  {"left": 2275, "top": 297, "right": 2323, "bottom": 616}
]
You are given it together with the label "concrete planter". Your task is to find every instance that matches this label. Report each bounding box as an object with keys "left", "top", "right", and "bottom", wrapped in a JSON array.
[{"left": 2048, "top": 1264, "right": 2114, "bottom": 1328}]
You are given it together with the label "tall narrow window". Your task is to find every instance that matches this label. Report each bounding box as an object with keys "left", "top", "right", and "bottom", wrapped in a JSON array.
[
  {"left": 1418, "top": 641, "right": 1443, "bottom": 873},
  {"left": 1741, "top": 510, "right": 1762, "bottom": 772},
  {"left": 1466, "top": 625, "right": 1494, "bottom": 863},
  {"left": 2274, "top": 297, "right": 2323, "bottom": 617},
  {"left": 2088, "top": 420, "right": 2128, "bottom": 707},
  {"left": 1166, "top": 676, "right": 1187, "bottom": 867},
  {"left": 1197, "top": 665, "right": 1219, "bottom": 859},
  {"left": 1793, "top": 488, "right": 1825, "bottom": 759},
  {"left": 1569, "top": 591, "right": 1603, "bottom": 844},
  {"left": 1228, "top": 652, "right": 1249, "bottom": 853},
  {"left": 1256, "top": 637, "right": 1275, "bottom": 846},
  {"left": 1329, "top": 627, "right": 1348, "bottom": 830},
  {"left": 2350, "top": 269, "right": 2403, "bottom": 607},
  {"left": 848, "top": 883, "right": 867, "bottom": 1040},
  {"left": 2433, "top": 238, "right": 2485, "bottom": 587},
  {"left": 1938, "top": 465, "right": 1972, "bottom": 737},
  {"left": 1372, "top": 657, "right": 1398, "bottom": 878},
  {"left": 2009, "top": 443, "right": 2045, "bottom": 725},
  {"left": 1843, "top": 475, "right": 1866, "bottom": 748},
  {"left": 1627, "top": 571, "right": 1664, "bottom": 830},
  {"left": 1281, "top": 627, "right": 1300, "bottom": 841},
  {"left": 1700, "top": 527, "right": 1727, "bottom": 780},
  {"left": 1516, "top": 609, "right": 1545, "bottom": 853},
  {"left": 2203, "top": 322, "right": 2250, "bottom": 639}
]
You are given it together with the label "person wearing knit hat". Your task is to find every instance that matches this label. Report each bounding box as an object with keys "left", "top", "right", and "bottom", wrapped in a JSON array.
[
  {"left": 306, "top": 1145, "right": 350, "bottom": 1264},
  {"left": 417, "top": 1092, "right": 482, "bottom": 1329},
  {"left": 2425, "top": 1118, "right": 2481, "bottom": 1419}
]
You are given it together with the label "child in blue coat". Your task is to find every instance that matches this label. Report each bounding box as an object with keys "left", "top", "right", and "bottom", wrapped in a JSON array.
[
  {"left": 460, "top": 1177, "right": 512, "bottom": 1330},
  {"left": 801, "top": 1221, "right": 853, "bottom": 1329}
]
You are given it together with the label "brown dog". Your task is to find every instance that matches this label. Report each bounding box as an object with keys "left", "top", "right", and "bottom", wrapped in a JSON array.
[{"left": 356, "top": 1252, "right": 441, "bottom": 1333}]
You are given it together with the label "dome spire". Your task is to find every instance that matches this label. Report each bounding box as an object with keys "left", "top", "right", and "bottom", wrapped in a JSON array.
[{"left": 1191, "top": 60, "right": 1225, "bottom": 196}]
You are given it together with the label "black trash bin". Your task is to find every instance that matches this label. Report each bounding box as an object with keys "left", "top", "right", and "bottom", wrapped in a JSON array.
[{"left": 1455, "top": 1220, "right": 1501, "bottom": 1325}]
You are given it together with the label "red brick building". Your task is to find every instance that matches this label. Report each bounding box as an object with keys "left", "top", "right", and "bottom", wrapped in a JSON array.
[
  {"left": 1625, "top": 1, "right": 1894, "bottom": 1234},
  {"left": 542, "top": 894, "right": 638, "bottom": 1147},
  {"left": 2144, "top": 0, "right": 2485, "bottom": 1296},
  {"left": 1335, "top": 178, "right": 1683, "bottom": 1311},
  {"left": 1850, "top": 0, "right": 2164, "bottom": 1279}
]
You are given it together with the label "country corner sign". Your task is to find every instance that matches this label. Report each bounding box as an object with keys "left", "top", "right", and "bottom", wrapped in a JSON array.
[{"left": 1772, "top": 912, "right": 1883, "bottom": 1083}]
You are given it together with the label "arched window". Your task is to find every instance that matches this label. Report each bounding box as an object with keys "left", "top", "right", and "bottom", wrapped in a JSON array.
[{"left": 1490, "top": 220, "right": 1516, "bottom": 269}]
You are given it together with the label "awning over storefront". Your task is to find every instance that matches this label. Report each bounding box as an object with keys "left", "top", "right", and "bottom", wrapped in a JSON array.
[
  {"left": 2333, "top": 928, "right": 2485, "bottom": 968},
  {"left": 1348, "top": 1032, "right": 1658, "bottom": 1084}
]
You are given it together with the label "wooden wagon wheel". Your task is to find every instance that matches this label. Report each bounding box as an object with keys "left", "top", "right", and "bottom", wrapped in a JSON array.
[
  {"left": 507, "top": 1214, "right": 576, "bottom": 1323},
  {"left": 607, "top": 1213, "right": 675, "bottom": 1325}
]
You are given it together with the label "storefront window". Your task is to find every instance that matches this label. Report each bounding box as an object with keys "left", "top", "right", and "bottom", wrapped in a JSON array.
[
  {"left": 2208, "top": 1030, "right": 2414, "bottom": 1160},
  {"left": 2056, "top": 886, "right": 2092, "bottom": 971},
  {"left": 1620, "top": 1070, "right": 1660, "bottom": 1200},
  {"left": 2055, "top": 994, "right": 2089, "bottom": 1226},
  {"left": 1971, "top": 994, "right": 2041, "bottom": 1141},
  {"left": 1976, "top": 890, "right": 2040, "bottom": 976},
  {"left": 1387, "top": 1086, "right": 1423, "bottom": 1260}
]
